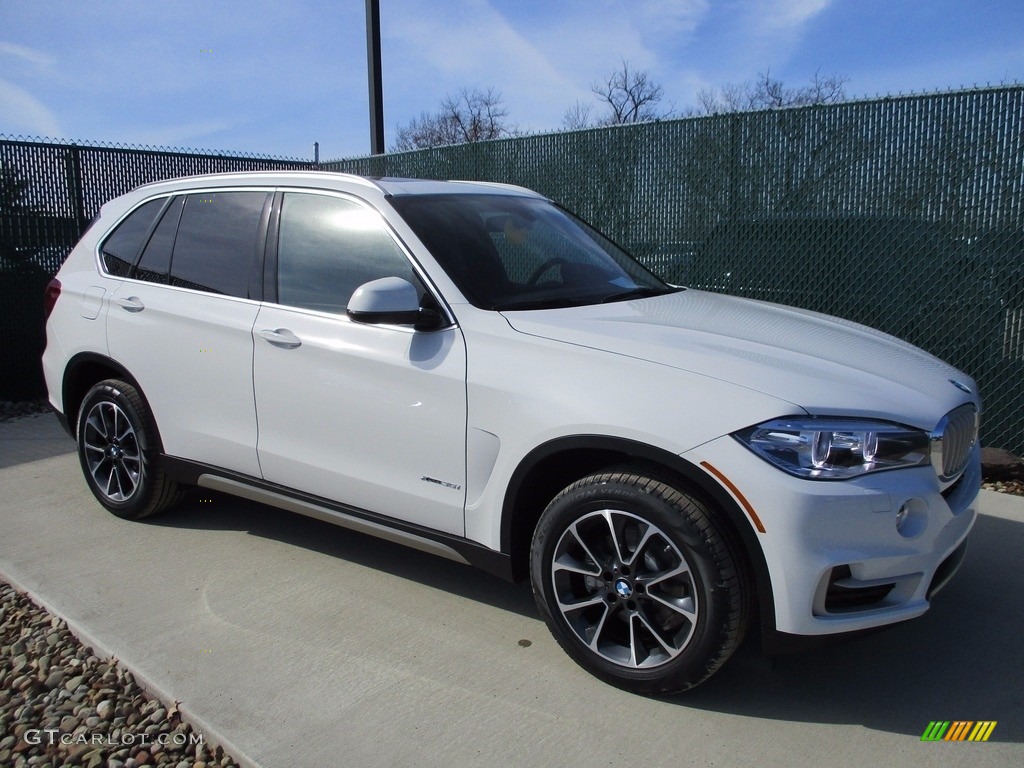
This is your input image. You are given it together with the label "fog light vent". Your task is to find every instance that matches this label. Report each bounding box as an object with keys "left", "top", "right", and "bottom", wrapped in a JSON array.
[{"left": 824, "top": 565, "right": 896, "bottom": 612}]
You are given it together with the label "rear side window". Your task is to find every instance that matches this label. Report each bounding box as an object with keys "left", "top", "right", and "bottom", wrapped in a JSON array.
[
  {"left": 276, "top": 192, "right": 422, "bottom": 313},
  {"left": 169, "top": 192, "right": 268, "bottom": 297},
  {"left": 100, "top": 198, "right": 165, "bottom": 277},
  {"left": 133, "top": 196, "right": 183, "bottom": 285}
]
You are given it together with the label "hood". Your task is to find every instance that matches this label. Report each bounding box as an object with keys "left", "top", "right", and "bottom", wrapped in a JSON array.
[{"left": 501, "top": 289, "right": 977, "bottom": 431}]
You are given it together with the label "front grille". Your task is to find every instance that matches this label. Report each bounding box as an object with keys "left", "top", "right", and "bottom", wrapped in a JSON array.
[{"left": 931, "top": 405, "right": 978, "bottom": 485}]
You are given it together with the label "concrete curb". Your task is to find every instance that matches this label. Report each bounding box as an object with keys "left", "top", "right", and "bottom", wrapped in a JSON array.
[{"left": 0, "top": 567, "right": 259, "bottom": 768}]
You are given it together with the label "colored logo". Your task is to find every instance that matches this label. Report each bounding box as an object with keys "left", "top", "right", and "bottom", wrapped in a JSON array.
[{"left": 921, "top": 721, "right": 997, "bottom": 742}]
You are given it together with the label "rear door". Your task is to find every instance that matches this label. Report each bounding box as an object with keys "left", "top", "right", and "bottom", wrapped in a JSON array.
[{"left": 107, "top": 190, "right": 269, "bottom": 476}]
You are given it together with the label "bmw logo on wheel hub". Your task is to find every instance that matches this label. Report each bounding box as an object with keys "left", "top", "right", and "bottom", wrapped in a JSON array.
[{"left": 614, "top": 578, "right": 633, "bottom": 599}]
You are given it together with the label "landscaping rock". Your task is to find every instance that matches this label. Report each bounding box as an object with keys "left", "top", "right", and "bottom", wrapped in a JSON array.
[{"left": 0, "top": 582, "right": 239, "bottom": 767}]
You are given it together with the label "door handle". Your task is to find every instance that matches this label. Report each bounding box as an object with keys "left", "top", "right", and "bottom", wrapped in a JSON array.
[
  {"left": 258, "top": 328, "right": 302, "bottom": 349},
  {"left": 114, "top": 296, "right": 144, "bottom": 313}
]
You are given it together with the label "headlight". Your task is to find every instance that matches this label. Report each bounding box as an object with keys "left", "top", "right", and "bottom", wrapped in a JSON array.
[{"left": 733, "top": 417, "right": 931, "bottom": 480}]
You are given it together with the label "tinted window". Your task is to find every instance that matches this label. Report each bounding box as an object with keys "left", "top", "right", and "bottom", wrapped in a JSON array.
[
  {"left": 390, "top": 195, "right": 671, "bottom": 310},
  {"left": 169, "top": 192, "right": 268, "bottom": 297},
  {"left": 133, "top": 196, "right": 183, "bottom": 285},
  {"left": 277, "top": 193, "right": 421, "bottom": 313},
  {"left": 100, "top": 198, "right": 164, "bottom": 277}
]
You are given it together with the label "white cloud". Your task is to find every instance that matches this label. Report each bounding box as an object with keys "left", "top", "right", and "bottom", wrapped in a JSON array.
[
  {"left": 125, "top": 120, "right": 235, "bottom": 149},
  {"left": 0, "top": 41, "right": 57, "bottom": 69},
  {"left": 387, "top": 0, "right": 587, "bottom": 131},
  {"left": 665, "top": 0, "right": 836, "bottom": 95},
  {"left": 634, "top": 0, "right": 710, "bottom": 40},
  {"left": 762, "top": 0, "right": 831, "bottom": 29},
  {"left": 390, "top": 1, "right": 558, "bottom": 81},
  {"left": 0, "top": 80, "right": 61, "bottom": 137},
  {"left": 381, "top": 0, "right": 718, "bottom": 133},
  {"left": 742, "top": 0, "right": 833, "bottom": 46}
]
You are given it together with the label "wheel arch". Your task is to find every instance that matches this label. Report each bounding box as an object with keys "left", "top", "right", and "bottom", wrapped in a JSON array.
[
  {"left": 500, "top": 435, "right": 776, "bottom": 631},
  {"left": 62, "top": 353, "right": 152, "bottom": 442}
]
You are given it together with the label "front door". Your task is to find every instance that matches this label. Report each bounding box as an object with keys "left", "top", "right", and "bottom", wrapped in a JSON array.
[{"left": 252, "top": 191, "right": 467, "bottom": 535}]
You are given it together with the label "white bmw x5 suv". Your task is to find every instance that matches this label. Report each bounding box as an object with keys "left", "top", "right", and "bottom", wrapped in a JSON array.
[{"left": 43, "top": 171, "right": 980, "bottom": 693}]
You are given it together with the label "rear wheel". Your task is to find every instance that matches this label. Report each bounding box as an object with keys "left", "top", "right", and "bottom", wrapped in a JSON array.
[
  {"left": 76, "top": 379, "right": 182, "bottom": 519},
  {"left": 530, "top": 469, "right": 750, "bottom": 694}
]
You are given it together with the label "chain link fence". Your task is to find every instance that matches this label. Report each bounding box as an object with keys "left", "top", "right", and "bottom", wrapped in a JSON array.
[
  {"left": 0, "top": 137, "right": 314, "bottom": 400},
  {"left": 330, "top": 86, "right": 1024, "bottom": 453},
  {"left": 2, "top": 85, "right": 1022, "bottom": 450}
]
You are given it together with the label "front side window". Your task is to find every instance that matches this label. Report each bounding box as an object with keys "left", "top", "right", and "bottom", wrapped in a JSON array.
[
  {"left": 389, "top": 194, "right": 675, "bottom": 310},
  {"left": 276, "top": 192, "right": 422, "bottom": 314},
  {"left": 169, "top": 191, "right": 268, "bottom": 297},
  {"left": 99, "top": 198, "right": 165, "bottom": 277}
]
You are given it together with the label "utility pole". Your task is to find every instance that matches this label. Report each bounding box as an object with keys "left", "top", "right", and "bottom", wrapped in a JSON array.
[{"left": 366, "top": 0, "right": 385, "bottom": 155}]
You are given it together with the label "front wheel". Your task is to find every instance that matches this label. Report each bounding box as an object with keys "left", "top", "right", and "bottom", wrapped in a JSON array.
[
  {"left": 76, "top": 379, "right": 182, "bottom": 519},
  {"left": 530, "top": 469, "right": 750, "bottom": 694}
]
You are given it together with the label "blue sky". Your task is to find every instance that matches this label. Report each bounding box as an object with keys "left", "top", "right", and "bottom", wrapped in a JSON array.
[{"left": 1, "top": 0, "right": 1022, "bottom": 162}]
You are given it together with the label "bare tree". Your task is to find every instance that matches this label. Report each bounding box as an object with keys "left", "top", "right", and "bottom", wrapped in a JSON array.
[
  {"left": 564, "top": 61, "right": 670, "bottom": 129},
  {"left": 592, "top": 61, "right": 670, "bottom": 125},
  {"left": 0, "top": 163, "right": 41, "bottom": 268},
  {"left": 696, "top": 70, "right": 849, "bottom": 114},
  {"left": 562, "top": 101, "right": 595, "bottom": 131},
  {"left": 0, "top": 163, "right": 31, "bottom": 214},
  {"left": 393, "top": 87, "right": 516, "bottom": 151}
]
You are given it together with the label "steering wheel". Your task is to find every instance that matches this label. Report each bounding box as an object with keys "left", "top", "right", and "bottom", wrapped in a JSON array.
[{"left": 526, "top": 258, "right": 568, "bottom": 285}]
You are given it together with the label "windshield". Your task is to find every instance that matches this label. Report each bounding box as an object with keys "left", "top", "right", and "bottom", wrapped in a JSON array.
[{"left": 389, "top": 194, "right": 678, "bottom": 310}]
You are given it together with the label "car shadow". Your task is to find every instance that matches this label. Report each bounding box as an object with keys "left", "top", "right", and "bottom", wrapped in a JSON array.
[
  {"left": 146, "top": 489, "right": 539, "bottom": 619},
  {"left": 149, "top": 490, "right": 1022, "bottom": 743}
]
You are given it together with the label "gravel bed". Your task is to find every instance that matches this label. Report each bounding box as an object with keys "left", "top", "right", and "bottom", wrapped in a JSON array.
[
  {"left": 981, "top": 479, "right": 1024, "bottom": 495},
  {"left": 0, "top": 582, "right": 240, "bottom": 768}
]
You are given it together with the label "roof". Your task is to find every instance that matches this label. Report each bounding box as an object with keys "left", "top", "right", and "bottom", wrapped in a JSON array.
[{"left": 126, "top": 171, "right": 542, "bottom": 200}]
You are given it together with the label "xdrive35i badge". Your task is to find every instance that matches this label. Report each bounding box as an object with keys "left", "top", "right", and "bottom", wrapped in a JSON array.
[{"left": 421, "top": 476, "right": 462, "bottom": 491}]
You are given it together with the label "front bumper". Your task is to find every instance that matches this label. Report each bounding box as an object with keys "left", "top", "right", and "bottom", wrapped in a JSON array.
[{"left": 684, "top": 436, "right": 979, "bottom": 637}]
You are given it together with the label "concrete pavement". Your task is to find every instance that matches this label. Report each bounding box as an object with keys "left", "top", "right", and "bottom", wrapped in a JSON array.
[{"left": 1, "top": 414, "right": 1021, "bottom": 768}]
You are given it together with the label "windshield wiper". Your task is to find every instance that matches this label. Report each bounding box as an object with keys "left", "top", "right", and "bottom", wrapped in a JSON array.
[
  {"left": 495, "top": 286, "right": 681, "bottom": 311},
  {"left": 600, "top": 286, "right": 683, "bottom": 303},
  {"left": 495, "top": 297, "right": 594, "bottom": 311}
]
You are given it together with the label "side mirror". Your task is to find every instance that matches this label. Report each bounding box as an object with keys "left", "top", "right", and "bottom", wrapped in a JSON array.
[{"left": 347, "top": 277, "right": 444, "bottom": 330}]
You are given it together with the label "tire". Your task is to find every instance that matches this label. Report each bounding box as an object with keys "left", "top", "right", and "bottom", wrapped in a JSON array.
[
  {"left": 530, "top": 468, "right": 750, "bottom": 695},
  {"left": 76, "top": 379, "right": 183, "bottom": 519}
]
